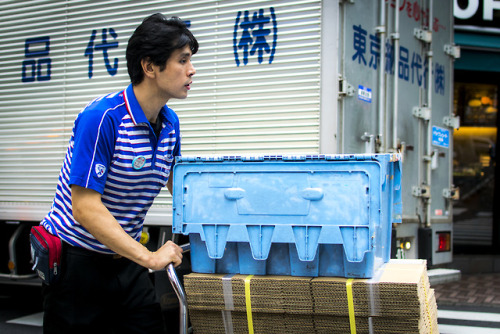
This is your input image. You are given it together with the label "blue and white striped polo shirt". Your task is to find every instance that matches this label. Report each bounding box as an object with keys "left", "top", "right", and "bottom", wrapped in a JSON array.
[{"left": 41, "top": 84, "right": 181, "bottom": 253}]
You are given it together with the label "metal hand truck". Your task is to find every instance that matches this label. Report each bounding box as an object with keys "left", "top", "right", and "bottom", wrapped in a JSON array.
[{"left": 166, "top": 243, "right": 191, "bottom": 334}]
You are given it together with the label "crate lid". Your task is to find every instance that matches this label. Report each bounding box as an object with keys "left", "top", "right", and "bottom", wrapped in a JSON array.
[{"left": 175, "top": 153, "right": 401, "bottom": 163}]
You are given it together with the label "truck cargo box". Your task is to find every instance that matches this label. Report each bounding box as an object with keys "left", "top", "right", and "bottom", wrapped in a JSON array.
[{"left": 172, "top": 154, "right": 402, "bottom": 278}]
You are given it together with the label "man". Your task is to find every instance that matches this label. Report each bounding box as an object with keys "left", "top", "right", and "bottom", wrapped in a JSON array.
[{"left": 40, "top": 13, "right": 198, "bottom": 333}]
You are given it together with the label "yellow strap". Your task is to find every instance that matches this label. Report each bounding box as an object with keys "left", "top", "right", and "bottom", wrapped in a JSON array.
[
  {"left": 346, "top": 278, "right": 357, "bottom": 334},
  {"left": 244, "top": 275, "right": 255, "bottom": 334}
]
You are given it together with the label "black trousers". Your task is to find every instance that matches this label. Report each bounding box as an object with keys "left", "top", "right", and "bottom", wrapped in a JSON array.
[{"left": 42, "top": 244, "right": 165, "bottom": 334}]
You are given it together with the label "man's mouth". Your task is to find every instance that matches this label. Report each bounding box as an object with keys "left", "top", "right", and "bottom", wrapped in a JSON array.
[{"left": 185, "top": 82, "right": 192, "bottom": 90}]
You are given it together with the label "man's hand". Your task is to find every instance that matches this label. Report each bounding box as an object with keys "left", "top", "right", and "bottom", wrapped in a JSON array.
[{"left": 149, "top": 240, "right": 184, "bottom": 270}]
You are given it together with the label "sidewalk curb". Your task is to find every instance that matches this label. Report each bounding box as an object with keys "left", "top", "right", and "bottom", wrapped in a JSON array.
[{"left": 428, "top": 268, "right": 461, "bottom": 285}]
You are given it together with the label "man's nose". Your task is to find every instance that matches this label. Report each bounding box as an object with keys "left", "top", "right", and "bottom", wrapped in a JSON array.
[{"left": 188, "top": 63, "right": 196, "bottom": 77}]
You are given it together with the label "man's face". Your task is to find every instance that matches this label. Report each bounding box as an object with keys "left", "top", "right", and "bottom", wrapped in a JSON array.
[{"left": 155, "top": 45, "right": 196, "bottom": 101}]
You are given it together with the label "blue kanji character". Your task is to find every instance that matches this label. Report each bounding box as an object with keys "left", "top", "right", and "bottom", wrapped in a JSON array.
[
  {"left": 238, "top": 11, "right": 254, "bottom": 65},
  {"left": 369, "top": 34, "right": 380, "bottom": 69},
  {"left": 398, "top": 46, "right": 409, "bottom": 81},
  {"left": 435, "top": 63, "right": 445, "bottom": 95},
  {"left": 84, "top": 28, "right": 119, "bottom": 79},
  {"left": 352, "top": 25, "right": 367, "bottom": 65},
  {"left": 411, "top": 52, "right": 423, "bottom": 86},
  {"left": 234, "top": 7, "right": 277, "bottom": 66},
  {"left": 22, "top": 36, "right": 51, "bottom": 82},
  {"left": 250, "top": 9, "right": 271, "bottom": 64}
]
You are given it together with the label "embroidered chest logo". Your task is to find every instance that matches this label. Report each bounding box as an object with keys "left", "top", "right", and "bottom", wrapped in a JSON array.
[
  {"left": 132, "top": 156, "right": 146, "bottom": 170},
  {"left": 95, "top": 164, "right": 106, "bottom": 178}
]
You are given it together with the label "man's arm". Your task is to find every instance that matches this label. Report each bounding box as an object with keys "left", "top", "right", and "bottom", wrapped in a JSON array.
[
  {"left": 167, "top": 173, "right": 173, "bottom": 195},
  {"left": 71, "top": 185, "right": 182, "bottom": 270}
]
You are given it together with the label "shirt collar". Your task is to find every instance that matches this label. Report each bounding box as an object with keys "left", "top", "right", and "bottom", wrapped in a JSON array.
[{"left": 123, "top": 84, "right": 168, "bottom": 126}]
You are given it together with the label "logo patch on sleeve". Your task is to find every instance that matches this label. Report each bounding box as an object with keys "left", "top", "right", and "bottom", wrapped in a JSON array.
[{"left": 95, "top": 164, "right": 106, "bottom": 178}]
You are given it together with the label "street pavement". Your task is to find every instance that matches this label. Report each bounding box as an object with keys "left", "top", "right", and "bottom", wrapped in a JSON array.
[
  {"left": 434, "top": 272, "right": 500, "bottom": 333},
  {"left": 434, "top": 272, "right": 500, "bottom": 309},
  {"left": 2, "top": 272, "right": 500, "bottom": 333}
]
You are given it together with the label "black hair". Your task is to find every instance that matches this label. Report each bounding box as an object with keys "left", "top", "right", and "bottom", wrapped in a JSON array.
[{"left": 126, "top": 13, "right": 199, "bottom": 85}]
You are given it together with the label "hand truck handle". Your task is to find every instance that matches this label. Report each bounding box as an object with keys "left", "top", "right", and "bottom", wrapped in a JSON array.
[{"left": 166, "top": 243, "right": 190, "bottom": 334}]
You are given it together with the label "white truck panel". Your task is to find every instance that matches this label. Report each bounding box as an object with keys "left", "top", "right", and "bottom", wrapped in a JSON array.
[{"left": 0, "top": 0, "right": 455, "bottom": 266}]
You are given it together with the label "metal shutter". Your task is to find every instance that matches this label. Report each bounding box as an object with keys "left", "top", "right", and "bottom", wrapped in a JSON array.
[{"left": 0, "top": 0, "right": 322, "bottom": 224}]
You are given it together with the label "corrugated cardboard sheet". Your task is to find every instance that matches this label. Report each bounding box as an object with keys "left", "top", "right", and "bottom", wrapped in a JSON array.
[{"left": 184, "top": 260, "right": 438, "bottom": 334}]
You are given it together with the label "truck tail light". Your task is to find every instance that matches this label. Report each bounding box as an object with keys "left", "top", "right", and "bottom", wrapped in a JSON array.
[{"left": 437, "top": 232, "right": 451, "bottom": 252}]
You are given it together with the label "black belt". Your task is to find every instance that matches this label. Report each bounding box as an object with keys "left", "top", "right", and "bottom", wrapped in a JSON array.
[{"left": 65, "top": 243, "right": 124, "bottom": 260}]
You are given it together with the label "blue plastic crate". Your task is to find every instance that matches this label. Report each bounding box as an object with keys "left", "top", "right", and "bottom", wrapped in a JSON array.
[{"left": 172, "top": 154, "right": 402, "bottom": 278}]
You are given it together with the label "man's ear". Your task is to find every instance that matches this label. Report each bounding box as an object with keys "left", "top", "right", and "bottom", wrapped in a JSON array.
[{"left": 141, "top": 58, "right": 155, "bottom": 79}]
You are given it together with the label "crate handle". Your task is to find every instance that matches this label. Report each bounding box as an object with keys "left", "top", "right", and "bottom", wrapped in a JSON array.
[
  {"left": 301, "top": 188, "right": 324, "bottom": 201},
  {"left": 225, "top": 187, "right": 324, "bottom": 201},
  {"left": 224, "top": 188, "right": 245, "bottom": 200}
]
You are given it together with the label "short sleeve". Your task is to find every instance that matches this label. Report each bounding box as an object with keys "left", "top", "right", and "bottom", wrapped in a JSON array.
[{"left": 69, "top": 108, "right": 116, "bottom": 194}]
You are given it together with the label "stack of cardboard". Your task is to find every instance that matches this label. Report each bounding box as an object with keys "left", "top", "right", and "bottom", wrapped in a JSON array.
[
  {"left": 312, "top": 260, "right": 438, "bottom": 333},
  {"left": 183, "top": 260, "right": 438, "bottom": 334}
]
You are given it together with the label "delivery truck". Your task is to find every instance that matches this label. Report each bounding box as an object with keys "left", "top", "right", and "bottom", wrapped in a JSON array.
[{"left": 0, "top": 0, "right": 458, "bottom": 282}]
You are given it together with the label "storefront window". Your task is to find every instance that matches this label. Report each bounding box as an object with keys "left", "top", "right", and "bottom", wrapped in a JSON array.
[
  {"left": 453, "top": 79, "right": 497, "bottom": 250},
  {"left": 455, "top": 82, "right": 498, "bottom": 126}
]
